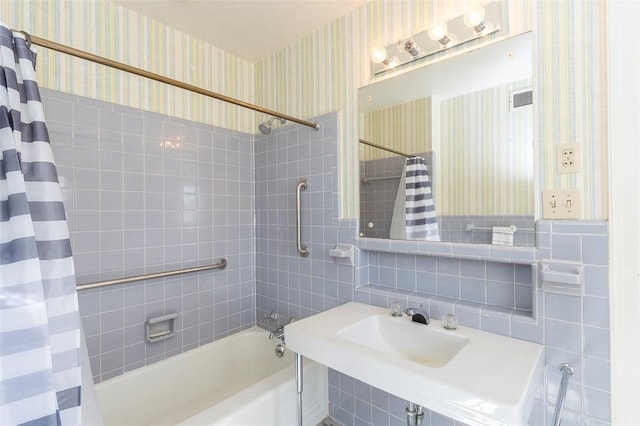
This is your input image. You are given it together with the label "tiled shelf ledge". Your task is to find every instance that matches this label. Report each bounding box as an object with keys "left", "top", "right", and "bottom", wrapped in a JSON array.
[
  {"left": 355, "top": 283, "right": 536, "bottom": 329},
  {"left": 356, "top": 237, "right": 536, "bottom": 264}
]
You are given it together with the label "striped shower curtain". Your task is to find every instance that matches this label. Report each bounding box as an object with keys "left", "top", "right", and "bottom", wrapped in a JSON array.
[
  {"left": 405, "top": 156, "right": 439, "bottom": 241},
  {"left": 0, "top": 24, "right": 82, "bottom": 425}
]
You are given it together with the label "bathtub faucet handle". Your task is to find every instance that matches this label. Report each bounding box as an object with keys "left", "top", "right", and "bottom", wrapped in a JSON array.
[{"left": 264, "top": 311, "right": 278, "bottom": 322}]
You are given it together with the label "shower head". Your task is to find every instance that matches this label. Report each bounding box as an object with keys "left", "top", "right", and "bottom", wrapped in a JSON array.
[
  {"left": 258, "top": 121, "right": 272, "bottom": 135},
  {"left": 258, "top": 117, "right": 286, "bottom": 135}
]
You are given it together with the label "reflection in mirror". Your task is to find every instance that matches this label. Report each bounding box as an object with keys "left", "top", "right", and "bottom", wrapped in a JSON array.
[{"left": 359, "top": 33, "right": 535, "bottom": 246}]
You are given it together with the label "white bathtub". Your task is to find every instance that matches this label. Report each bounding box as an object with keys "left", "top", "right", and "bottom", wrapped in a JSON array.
[{"left": 94, "top": 327, "right": 328, "bottom": 426}]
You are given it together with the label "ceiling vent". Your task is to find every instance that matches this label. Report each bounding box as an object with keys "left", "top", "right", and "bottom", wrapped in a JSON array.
[{"left": 511, "top": 88, "right": 533, "bottom": 109}]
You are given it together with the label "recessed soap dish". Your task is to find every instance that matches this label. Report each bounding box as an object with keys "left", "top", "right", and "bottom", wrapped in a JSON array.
[{"left": 145, "top": 313, "right": 178, "bottom": 343}]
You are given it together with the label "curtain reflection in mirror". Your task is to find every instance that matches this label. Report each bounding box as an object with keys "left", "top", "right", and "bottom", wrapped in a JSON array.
[{"left": 390, "top": 157, "right": 439, "bottom": 241}]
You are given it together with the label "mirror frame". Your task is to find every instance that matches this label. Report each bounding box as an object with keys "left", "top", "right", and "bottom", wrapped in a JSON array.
[{"left": 357, "top": 31, "right": 540, "bottom": 258}]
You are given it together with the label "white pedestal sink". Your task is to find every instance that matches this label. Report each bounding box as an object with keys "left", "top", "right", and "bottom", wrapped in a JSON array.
[{"left": 285, "top": 302, "right": 543, "bottom": 426}]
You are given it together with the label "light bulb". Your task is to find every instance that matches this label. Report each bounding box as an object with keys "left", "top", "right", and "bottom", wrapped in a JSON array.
[
  {"left": 370, "top": 46, "right": 388, "bottom": 64},
  {"left": 464, "top": 6, "right": 486, "bottom": 28},
  {"left": 427, "top": 21, "right": 448, "bottom": 41}
]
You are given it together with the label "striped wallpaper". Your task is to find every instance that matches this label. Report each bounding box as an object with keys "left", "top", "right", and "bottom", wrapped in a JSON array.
[
  {"left": 2, "top": 0, "right": 608, "bottom": 219},
  {"left": 535, "top": 0, "right": 608, "bottom": 219},
  {"left": 360, "top": 78, "right": 533, "bottom": 215},
  {"left": 438, "top": 79, "right": 534, "bottom": 215},
  {"left": 360, "top": 97, "right": 432, "bottom": 161},
  {"left": 0, "top": 0, "right": 256, "bottom": 133},
  {"left": 255, "top": 0, "right": 608, "bottom": 219}
]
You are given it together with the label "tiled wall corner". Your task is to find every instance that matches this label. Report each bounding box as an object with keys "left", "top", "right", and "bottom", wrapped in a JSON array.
[
  {"left": 255, "top": 112, "right": 346, "bottom": 326},
  {"left": 531, "top": 220, "right": 610, "bottom": 426}
]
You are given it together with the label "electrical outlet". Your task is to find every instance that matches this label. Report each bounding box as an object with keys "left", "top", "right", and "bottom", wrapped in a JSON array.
[
  {"left": 542, "top": 189, "right": 582, "bottom": 219},
  {"left": 557, "top": 144, "right": 581, "bottom": 174}
]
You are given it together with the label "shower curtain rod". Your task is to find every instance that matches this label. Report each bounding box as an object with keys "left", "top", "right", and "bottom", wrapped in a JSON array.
[
  {"left": 16, "top": 30, "right": 320, "bottom": 131},
  {"left": 359, "top": 139, "right": 411, "bottom": 158}
]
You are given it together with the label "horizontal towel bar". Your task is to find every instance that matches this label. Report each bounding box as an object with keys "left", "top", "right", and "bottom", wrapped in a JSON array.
[
  {"left": 361, "top": 175, "right": 401, "bottom": 183},
  {"left": 76, "top": 259, "right": 227, "bottom": 290},
  {"left": 465, "top": 224, "right": 534, "bottom": 232}
]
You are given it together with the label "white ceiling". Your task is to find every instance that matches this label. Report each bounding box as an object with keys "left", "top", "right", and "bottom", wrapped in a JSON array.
[{"left": 113, "top": 0, "right": 369, "bottom": 62}]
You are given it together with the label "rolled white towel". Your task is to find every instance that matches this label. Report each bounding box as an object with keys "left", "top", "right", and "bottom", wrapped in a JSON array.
[{"left": 492, "top": 226, "right": 517, "bottom": 246}]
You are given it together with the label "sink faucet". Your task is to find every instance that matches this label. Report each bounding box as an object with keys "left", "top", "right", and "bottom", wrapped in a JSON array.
[{"left": 405, "top": 307, "right": 430, "bottom": 325}]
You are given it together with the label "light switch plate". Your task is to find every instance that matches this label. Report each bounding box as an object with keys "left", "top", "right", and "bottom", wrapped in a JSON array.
[{"left": 542, "top": 189, "right": 582, "bottom": 219}]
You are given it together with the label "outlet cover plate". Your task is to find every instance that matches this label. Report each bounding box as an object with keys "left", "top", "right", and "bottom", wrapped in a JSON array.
[
  {"left": 542, "top": 189, "right": 582, "bottom": 219},
  {"left": 557, "top": 144, "right": 581, "bottom": 174}
]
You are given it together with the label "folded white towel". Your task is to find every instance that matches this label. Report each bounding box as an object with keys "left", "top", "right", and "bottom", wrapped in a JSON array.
[{"left": 492, "top": 226, "right": 516, "bottom": 246}]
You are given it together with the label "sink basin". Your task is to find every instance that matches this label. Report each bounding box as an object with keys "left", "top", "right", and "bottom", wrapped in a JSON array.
[
  {"left": 337, "top": 315, "right": 468, "bottom": 367},
  {"left": 285, "top": 302, "right": 543, "bottom": 426}
]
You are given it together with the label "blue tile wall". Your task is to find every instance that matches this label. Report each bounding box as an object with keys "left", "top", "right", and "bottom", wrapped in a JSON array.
[
  {"left": 254, "top": 112, "right": 356, "bottom": 325},
  {"left": 42, "top": 89, "right": 256, "bottom": 382},
  {"left": 357, "top": 254, "right": 534, "bottom": 315}
]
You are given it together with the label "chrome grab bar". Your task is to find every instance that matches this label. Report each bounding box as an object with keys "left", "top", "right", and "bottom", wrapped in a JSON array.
[
  {"left": 552, "top": 363, "right": 575, "bottom": 426},
  {"left": 296, "top": 179, "right": 309, "bottom": 257},
  {"left": 77, "top": 259, "right": 227, "bottom": 290}
]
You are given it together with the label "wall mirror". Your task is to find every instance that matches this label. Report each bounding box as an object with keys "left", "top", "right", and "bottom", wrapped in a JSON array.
[{"left": 358, "top": 32, "right": 535, "bottom": 247}]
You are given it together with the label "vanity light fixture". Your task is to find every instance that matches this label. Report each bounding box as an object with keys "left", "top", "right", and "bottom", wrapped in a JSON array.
[
  {"left": 464, "top": 6, "right": 490, "bottom": 36},
  {"left": 369, "top": 2, "right": 502, "bottom": 76},
  {"left": 370, "top": 46, "right": 398, "bottom": 68},
  {"left": 427, "top": 22, "right": 456, "bottom": 48},
  {"left": 398, "top": 38, "right": 421, "bottom": 58}
]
